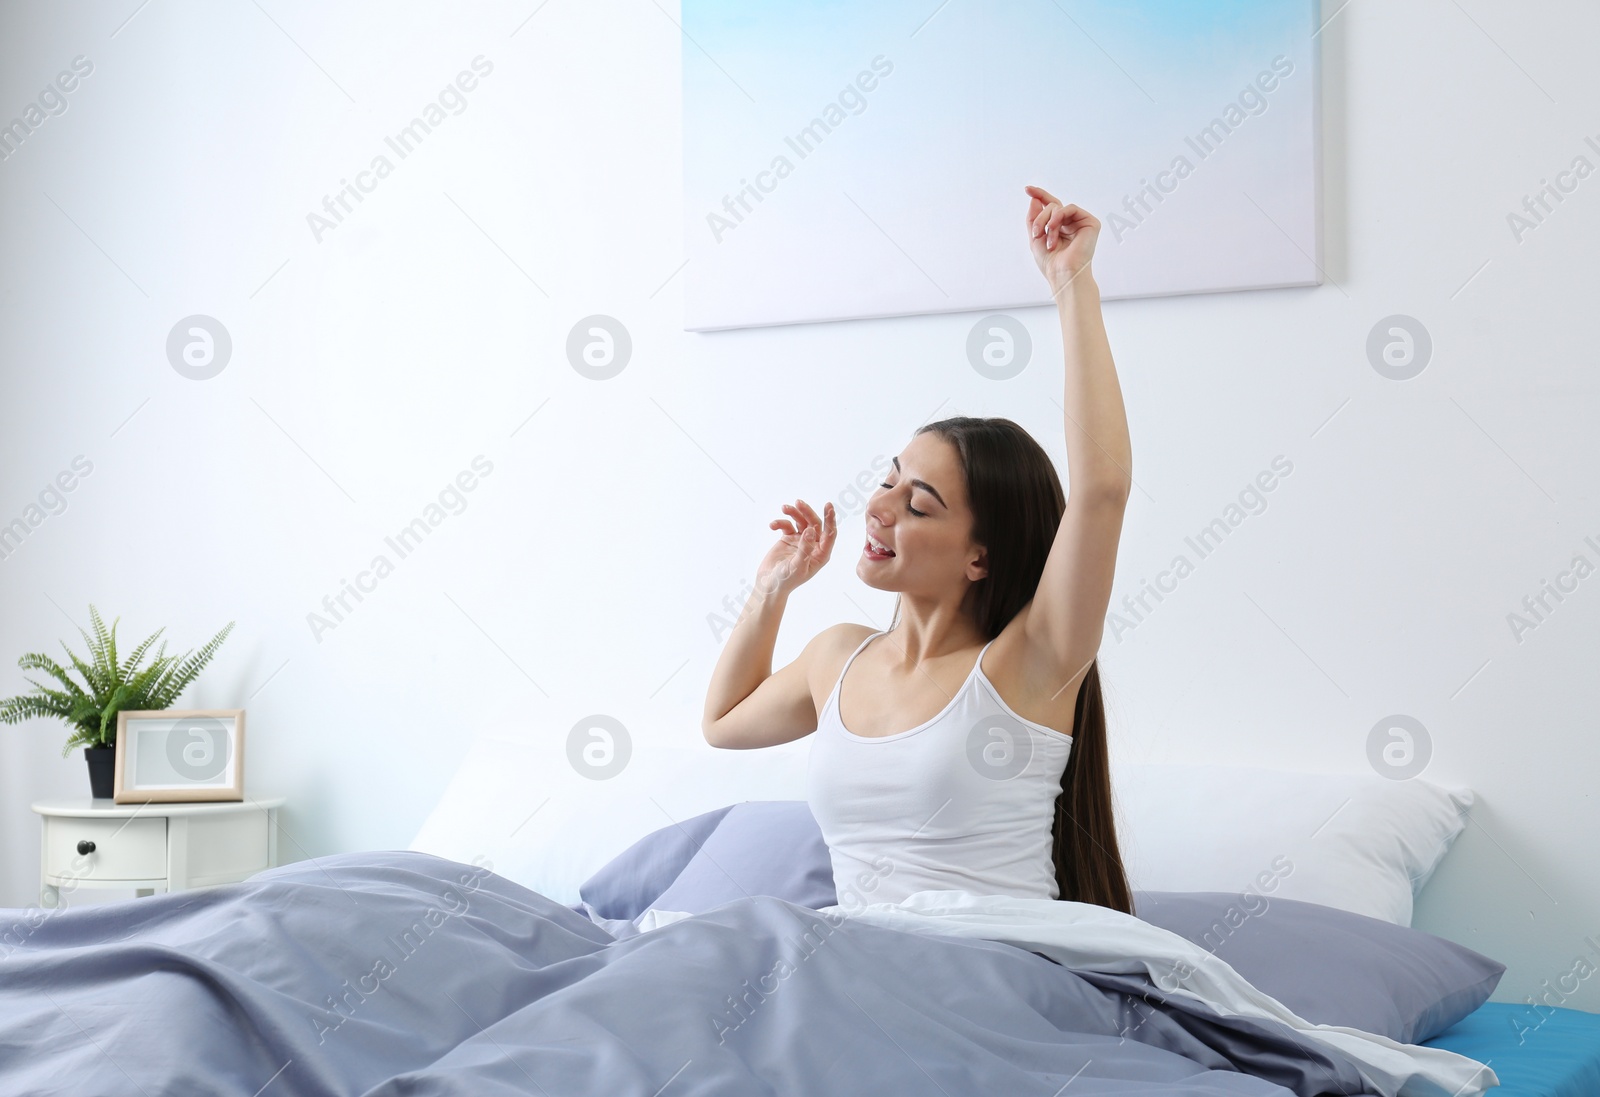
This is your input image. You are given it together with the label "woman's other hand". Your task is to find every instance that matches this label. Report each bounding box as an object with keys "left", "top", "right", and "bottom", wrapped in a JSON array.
[
  {"left": 1025, "top": 184, "right": 1100, "bottom": 292},
  {"left": 756, "top": 499, "right": 835, "bottom": 597}
]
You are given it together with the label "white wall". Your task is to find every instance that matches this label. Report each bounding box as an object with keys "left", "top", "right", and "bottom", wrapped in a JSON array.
[{"left": 1, "top": 0, "right": 1595, "bottom": 1016}]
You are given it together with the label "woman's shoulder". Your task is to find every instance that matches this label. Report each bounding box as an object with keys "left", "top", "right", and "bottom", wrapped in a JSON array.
[
  {"left": 813, "top": 622, "right": 880, "bottom": 670},
  {"left": 802, "top": 623, "right": 880, "bottom": 700}
]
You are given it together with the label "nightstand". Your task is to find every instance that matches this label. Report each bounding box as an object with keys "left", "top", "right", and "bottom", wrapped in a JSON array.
[{"left": 31, "top": 796, "right": 286, "bottom": 907}]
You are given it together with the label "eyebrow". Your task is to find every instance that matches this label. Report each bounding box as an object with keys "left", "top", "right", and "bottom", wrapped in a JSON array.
[{"left": 891, "top": 456, "right": 947, "bottom": 509}]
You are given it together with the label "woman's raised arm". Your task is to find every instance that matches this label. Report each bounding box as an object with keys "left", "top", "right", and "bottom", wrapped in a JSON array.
[{"left": 1017, "top": 186, "right": 1132, "bottom": 697}]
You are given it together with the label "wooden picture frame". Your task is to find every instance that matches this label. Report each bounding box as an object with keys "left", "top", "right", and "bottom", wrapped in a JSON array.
[{"left": 114, "top": 709, "right": 245, "bottom": 804}]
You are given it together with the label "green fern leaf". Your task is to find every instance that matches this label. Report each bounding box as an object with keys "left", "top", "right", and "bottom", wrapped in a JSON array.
[
  {"left": 17, "top": 679, "right": 78, "bottom": 714},
  {"left": 0, "top": 693, "right": 76, "bottom": 725},
  {"left": 65, "top": 631, "right": 109, "bottom": 697},
  {"left": 61, "top": 725, "right": 98, "bottom": 757},
  {"left": 87, "top": 605, "right": 124, "bottom": 692},
  {"left": 97, "top": 684, "right": 133, "bottom": 742},
  {"left": 67, "top": 694, "right": 103, "bottom": 731},
  {"left": 17, "top": 653, "right": 90, "bottom": 700},
  {"left": 150, "top": 621, "right": 235, "bottom": 709},
  {"left": 122, "top": 658, "right": 170, "bottom": 710},
  {"left": 118, "top": 626, "right": 167, "bottom": 682}
]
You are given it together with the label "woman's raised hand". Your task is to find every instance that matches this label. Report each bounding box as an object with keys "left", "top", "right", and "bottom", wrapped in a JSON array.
[
  {"left": 1024, "top": 184, "right": 1100, "bottom": 292},
  {"left": 755, "top": 499, "right": 836, "bottom": 597}
]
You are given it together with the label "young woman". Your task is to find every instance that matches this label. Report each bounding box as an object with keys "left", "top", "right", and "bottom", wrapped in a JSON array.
[{"left": 702, "top": 185, "right": 1134, "bottom": 914}]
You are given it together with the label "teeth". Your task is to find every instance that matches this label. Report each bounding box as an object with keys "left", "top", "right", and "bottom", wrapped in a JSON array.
[{"left": 867, "top": 534, "right": 894, "bottom": 555}]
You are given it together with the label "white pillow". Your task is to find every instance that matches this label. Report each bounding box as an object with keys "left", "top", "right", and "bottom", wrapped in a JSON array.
[
  {"left": 408, "top": 726, "right": 810, "bottom": 905},
  {"left": 1111, "top": 763, "right": 1473, "bottom": 926}
]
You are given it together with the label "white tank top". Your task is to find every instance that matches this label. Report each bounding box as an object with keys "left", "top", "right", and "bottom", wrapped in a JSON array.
[{"left": 805, "top": 629, "right": 1074, "bottom": 907}]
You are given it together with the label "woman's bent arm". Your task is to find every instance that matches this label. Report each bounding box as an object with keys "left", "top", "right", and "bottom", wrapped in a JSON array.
[
  {"left": 702, "top": 589, "right": 827, "bottom": 749},
  {"left": 704, "top": 498, "right": 838, "bottom": 749}
]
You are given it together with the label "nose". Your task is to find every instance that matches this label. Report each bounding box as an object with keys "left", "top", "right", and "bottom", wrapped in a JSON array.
[{"left": 865, "top": 492, "right": 893, "bottom": 532}]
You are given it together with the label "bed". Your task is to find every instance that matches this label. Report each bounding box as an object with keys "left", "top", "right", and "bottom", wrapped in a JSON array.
[
  {"left": 0, "top": 746, "right": 1592, "bottom": 1095},
  {"left": 1422, "top": 1004, "right": 1600, "bottom": 1097}
]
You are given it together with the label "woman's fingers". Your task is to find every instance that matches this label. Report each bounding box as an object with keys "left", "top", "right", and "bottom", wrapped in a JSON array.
[
  {"left": 773, "top": 500, "right": 835, "bottom": 573},
  {"left": 784, "top": 499, "right": 834, "bottom": 569},
  {"left": 1036, "top": 201, "right": 1071, "bottom": 242},
  {"left": 795, "top": 500, "right": 827, "bottom": 547},
  {"left": 1028, "top": 188, "right": 1089, "bottom": 243},
  {"left": 1046, "top": 205, "right": 1073, "bottom": 249},
  {"left": 812, "top": 502, "right": 835, "bottom": 557},
  {"left": 1062, "top": 204, "right": 1099, "bottom": 234},
  {"left": 1030, "top": 196, "right": 1099, "bottom": 251},
  {"left": 780, "top": 503, "right": 810, "bottom": 534},
  {"left": 1056, "top": 204, "right": 1090, "bottom": 237},
  {"left": 1028, "top": 189, "right": 1061, "bottom": 238}
]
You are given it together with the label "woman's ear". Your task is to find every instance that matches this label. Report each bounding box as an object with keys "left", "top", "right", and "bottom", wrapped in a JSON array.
[{"left": 966, "top": 548, "right": 989, "bottom": 583}]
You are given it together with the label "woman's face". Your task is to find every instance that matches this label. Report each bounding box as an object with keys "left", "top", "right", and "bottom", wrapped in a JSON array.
[{"left": 857, "top": 432, "right": 988, "bottom": 595}]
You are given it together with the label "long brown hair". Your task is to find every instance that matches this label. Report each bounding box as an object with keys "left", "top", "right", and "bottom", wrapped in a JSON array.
[{"left": 886, "top": 416, "right": 1133, "bottom": 914}]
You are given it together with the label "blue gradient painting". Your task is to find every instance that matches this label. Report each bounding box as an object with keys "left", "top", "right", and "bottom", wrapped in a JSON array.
[{"left": 683, "top": 1, "right": 1321, "bottom": 330}]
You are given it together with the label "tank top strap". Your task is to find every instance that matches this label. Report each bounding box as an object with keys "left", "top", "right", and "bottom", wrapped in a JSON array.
[
  {"left": 823, "top": 629, "right": 885, "bottom": 719},
  {"left": 845, "top": 629, "right": 885, "bottom": 669}
]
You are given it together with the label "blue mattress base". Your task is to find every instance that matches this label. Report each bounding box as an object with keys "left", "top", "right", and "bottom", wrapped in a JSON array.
[{"left": 1423, "top": 1001, "right": 1600, "bottom": 1097}]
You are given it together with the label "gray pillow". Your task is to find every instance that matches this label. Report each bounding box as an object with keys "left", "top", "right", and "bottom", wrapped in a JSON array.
[
  {"left": 652, "top": 800, "right": 837, "bottom": 913},
  {"left": 577, "top": 804, "right": 734, "bottom": 920},
  {"left": 1131, "top": 890, "right": 1504, "bottom": 1045},
  {"left": 576, "top": 799, "right": 1502, "bottom": 1045},
  {"left": 577, "top": 801, "right": 835, "bottom": 918}
]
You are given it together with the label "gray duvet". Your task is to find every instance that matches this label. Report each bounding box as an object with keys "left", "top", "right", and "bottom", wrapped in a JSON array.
[{"left": 0, "top": 851, "right": 1385, "bottom": 1095}]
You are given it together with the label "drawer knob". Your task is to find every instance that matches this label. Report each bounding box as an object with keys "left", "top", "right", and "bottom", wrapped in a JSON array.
[{"left": 76, "top": 839, "right": 96, "bottom": 855}]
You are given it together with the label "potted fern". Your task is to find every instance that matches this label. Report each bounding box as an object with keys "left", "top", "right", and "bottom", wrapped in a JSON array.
[{"left": 0, "top": 605, "right": 235, "bottom": 798}]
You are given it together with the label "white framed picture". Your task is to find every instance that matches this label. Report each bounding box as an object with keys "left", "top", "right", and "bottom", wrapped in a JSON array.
[
  {"left": 114, "top": 709, "right": 245, "bottom": 804},
  {"left": 681, "top": 0, "right": 1323, "bottom": 330}
]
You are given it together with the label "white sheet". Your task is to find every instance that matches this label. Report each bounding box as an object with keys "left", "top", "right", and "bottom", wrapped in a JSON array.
[{"left": 819, "top": 890, "right": 1498, "bottom": 1097}]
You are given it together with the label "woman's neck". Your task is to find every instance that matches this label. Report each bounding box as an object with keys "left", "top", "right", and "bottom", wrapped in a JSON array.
[{"left": 884, "top": 596, "right": 986, "bottom": 668}]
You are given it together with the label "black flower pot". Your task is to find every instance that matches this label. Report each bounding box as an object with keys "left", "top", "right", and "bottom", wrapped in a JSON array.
[{"left": 84, "top": 745, "right": 116, "bottom": 799}]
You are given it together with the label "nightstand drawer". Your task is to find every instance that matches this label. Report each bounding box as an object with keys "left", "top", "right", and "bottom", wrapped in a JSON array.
[{"left": 44, "top": 817, "right": 167, "bottom": 882}]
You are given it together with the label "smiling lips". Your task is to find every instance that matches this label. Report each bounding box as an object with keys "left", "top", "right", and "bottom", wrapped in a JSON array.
[{"left": 864, "top": 533, "right": 895, "bottom": 560}]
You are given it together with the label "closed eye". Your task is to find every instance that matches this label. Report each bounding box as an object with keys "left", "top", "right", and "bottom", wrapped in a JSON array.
[{"left": 880, "top": 481, "right": 927, "bottom": 518}]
